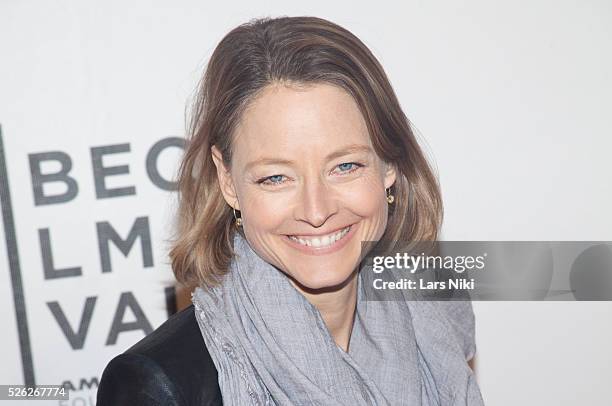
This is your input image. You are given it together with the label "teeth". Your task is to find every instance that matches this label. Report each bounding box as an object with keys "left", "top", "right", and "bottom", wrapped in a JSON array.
[{"left": 289, "top": 226, "right": 350, "bottom": 248}]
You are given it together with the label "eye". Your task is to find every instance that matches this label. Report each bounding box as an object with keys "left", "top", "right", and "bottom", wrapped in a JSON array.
[
  {"left": 333, "top": 162, "right": 364, "bottom": 174},
  {"left": 257, "top": 174, "right": 286, "bottom": 186}
]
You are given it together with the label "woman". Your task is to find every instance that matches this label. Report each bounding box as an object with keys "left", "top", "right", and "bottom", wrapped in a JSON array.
[{"left": 98, "top": 16, "right": 484, "bottom": 405}]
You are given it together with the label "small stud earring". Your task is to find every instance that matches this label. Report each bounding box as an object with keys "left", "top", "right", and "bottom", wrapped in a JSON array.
[
  {"left": 386, "top": 188, "right": 395, "bottom": 204},
  {"left": 233, "top": 207, "right": 242, "bottom": 227}
]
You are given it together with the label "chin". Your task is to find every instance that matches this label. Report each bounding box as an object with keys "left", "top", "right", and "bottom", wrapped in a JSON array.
[{"left": 287, "top": 266, "right": 356, "bottom": 292}]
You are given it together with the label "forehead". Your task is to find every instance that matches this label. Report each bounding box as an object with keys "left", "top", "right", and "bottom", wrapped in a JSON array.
[{"left": 232, "top": 82, "right": 371, "bottom": 160}]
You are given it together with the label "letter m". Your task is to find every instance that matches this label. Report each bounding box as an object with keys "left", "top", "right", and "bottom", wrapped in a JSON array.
[
  {"left": 96, "top": 216, "right": 154, "bottom": 273},
  {"left": 79, "top": 377, "right": 100, "bottom": 390}
]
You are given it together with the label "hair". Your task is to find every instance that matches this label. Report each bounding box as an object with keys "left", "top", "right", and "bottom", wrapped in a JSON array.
[{"left": 170, "top": 16, "right": 443, "bottom": 289}]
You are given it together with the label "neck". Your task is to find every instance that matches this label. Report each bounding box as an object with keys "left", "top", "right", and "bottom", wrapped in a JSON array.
[{"left": 289, "top": 271, "right": 358, "bottom": 352}]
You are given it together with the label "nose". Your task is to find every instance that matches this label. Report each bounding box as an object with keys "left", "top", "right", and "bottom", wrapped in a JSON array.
[{"left": 294, "top": 177, "right": 338, "bottom": 228}]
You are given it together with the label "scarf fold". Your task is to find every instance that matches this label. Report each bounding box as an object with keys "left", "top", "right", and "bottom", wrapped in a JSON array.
[{"left": 192, "top": 233, "right": 484, "bottom": 405}]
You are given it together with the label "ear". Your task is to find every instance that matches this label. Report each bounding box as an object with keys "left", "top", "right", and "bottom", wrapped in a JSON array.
[
  {"left": 211, "top": 145, "right": 240, "bottom": 210},
  {"left": 383, "top": 162, "right": 397, "bottom": 189}
]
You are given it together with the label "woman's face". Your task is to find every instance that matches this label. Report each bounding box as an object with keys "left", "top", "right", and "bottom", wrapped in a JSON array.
[{"left": 212, "top": 82, "right": 396, "bottom": 291}]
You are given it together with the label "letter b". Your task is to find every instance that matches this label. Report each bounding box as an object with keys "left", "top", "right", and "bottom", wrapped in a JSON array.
[{"left": 29, "top": 151, "right": 78, "bottom": 205}]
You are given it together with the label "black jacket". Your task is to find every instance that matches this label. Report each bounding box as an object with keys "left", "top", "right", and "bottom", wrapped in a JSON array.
[{"left": 97, "top": 305, "right": 222, "bottom": 405}]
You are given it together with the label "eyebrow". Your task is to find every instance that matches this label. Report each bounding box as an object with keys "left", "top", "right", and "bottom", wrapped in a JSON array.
[{"left": 244, "top": 144, "right": 374, "bottom": 171}]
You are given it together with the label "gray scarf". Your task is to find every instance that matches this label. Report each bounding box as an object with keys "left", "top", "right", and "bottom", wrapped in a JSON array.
[{"left": 192, "top": 233, "right": 484, "bottom": 405}]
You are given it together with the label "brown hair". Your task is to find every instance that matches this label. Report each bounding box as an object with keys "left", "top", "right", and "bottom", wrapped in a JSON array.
[{"left": 170, "top": 16, "right": 443, "bottom": 289}]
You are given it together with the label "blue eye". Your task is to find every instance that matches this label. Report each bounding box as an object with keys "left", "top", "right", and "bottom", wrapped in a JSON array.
[
  {"left": 335, "top": 162, "right": 363, "bottom": 174},
  {"left": 268, "top": 175, "right": 284, "bottom": 183},
  {"left": 258, "top": 174, "right": 286, "bottom": 185},
  {"left": 338, "top": 162, "right": 356, "bottom": 171}
]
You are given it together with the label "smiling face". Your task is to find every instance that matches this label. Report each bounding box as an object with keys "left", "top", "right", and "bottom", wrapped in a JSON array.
[{"left": 212, "top": 82, "right": 396, "bottom": 291}]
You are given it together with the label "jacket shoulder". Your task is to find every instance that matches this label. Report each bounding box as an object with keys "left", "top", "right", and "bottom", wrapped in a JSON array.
[
  {"left": 97, "top": 305, "right": 222, "bottom": 406},
  {"left": 97, "top": 352, "right": 182, "bottom": 405}
]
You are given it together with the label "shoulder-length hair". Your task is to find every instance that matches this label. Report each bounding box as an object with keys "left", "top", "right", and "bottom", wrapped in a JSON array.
[{"left": 170, "top": 16, "right": 443, "bottom": 289}]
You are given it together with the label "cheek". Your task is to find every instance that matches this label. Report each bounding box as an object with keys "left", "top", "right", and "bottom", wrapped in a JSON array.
[
  {"left": 343, "top": 178, "right": 387, "bottom": 217},
  {"left": 241, "top": 190, "right": 288, "bottom": 231},
  {"left": 342, "top": 178, "right": 389, "bottom": 241}
]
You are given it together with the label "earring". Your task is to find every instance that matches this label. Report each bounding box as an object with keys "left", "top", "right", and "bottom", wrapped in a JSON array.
[
  {"left": 233, "top": 207, "right": 242, "bottom": 227},
  {"left": 386, "top": 188, "right": 395, "bottom": 204}
]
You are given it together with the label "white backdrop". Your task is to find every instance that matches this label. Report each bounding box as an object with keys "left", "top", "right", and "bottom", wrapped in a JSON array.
[{"left": 1, "top": 1, "right": 611, "bottom": 405}]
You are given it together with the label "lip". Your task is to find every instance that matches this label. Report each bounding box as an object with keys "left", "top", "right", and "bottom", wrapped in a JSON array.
[
  {"left": 282, "top": 223, "right": 358, "bottom": 256},
  {"left": 289, "top": 224, "right": 353, "bottom": 238}
]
